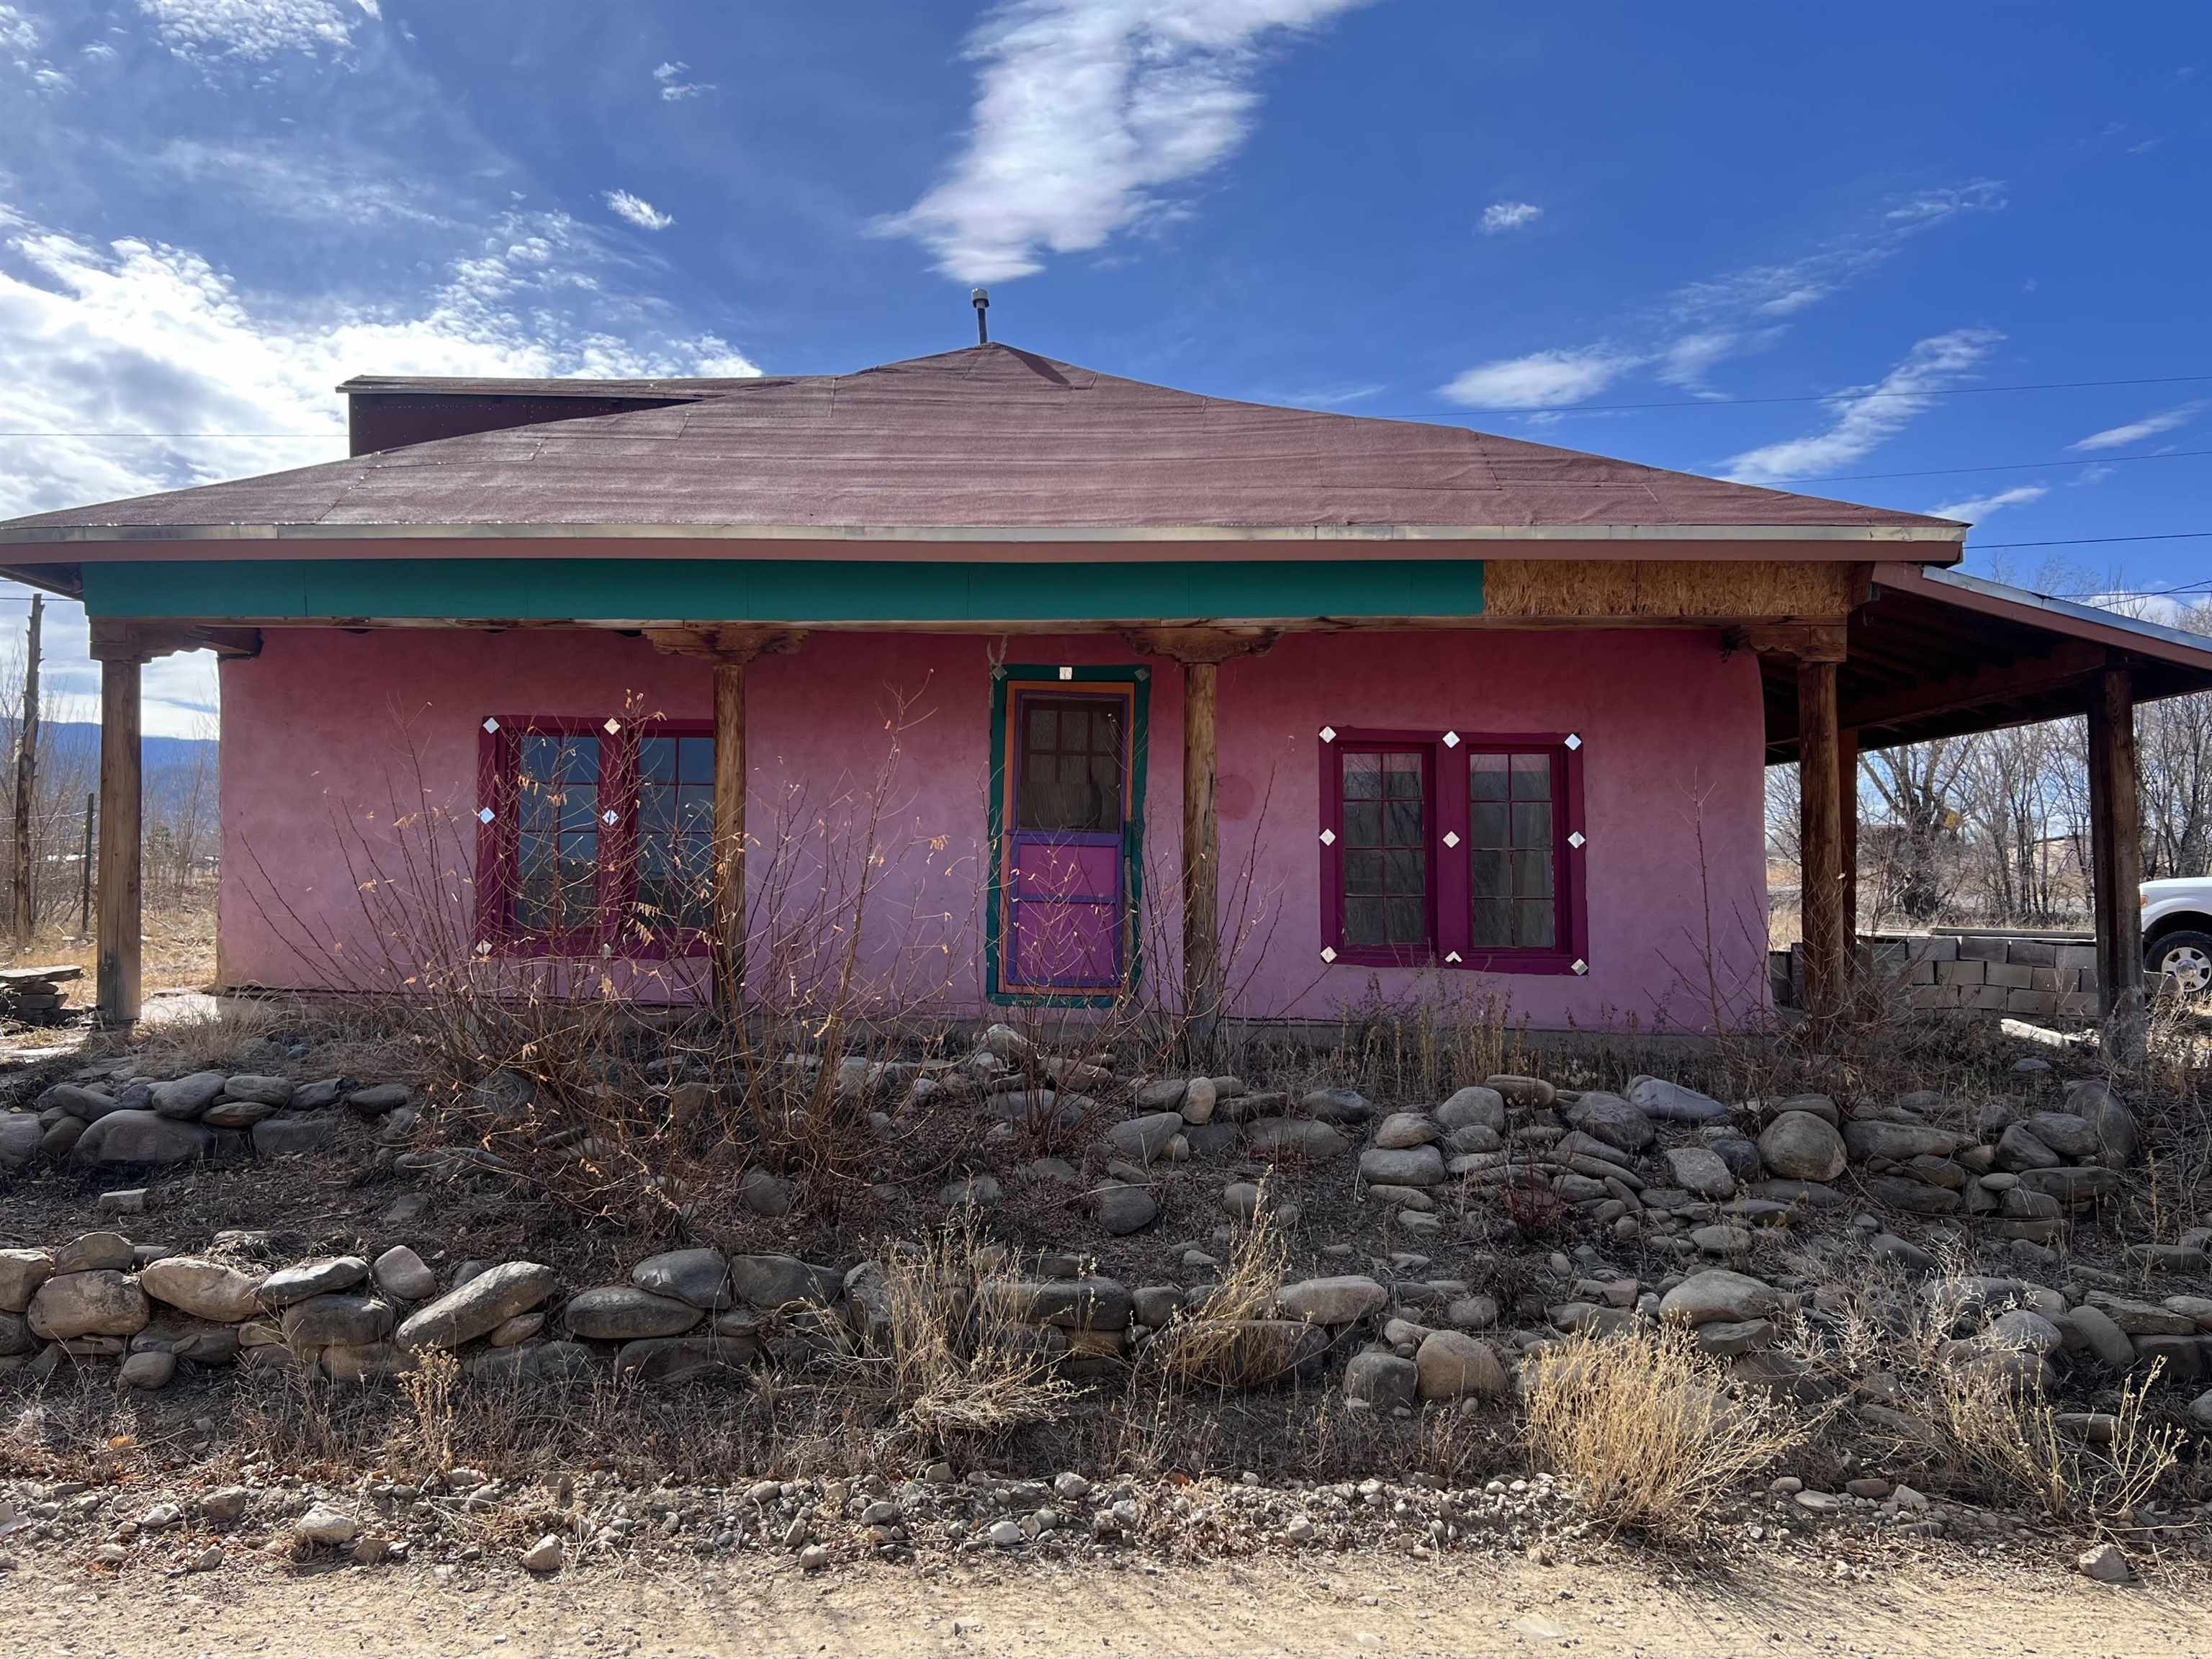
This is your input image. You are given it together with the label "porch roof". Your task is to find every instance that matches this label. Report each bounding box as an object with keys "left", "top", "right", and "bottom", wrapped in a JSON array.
[
  {"left": 0, "top": 343, "right": 1960, "bottom": 568},
  {"left": 1759, "top": 563, "right": 2212, "bottom": 762}
]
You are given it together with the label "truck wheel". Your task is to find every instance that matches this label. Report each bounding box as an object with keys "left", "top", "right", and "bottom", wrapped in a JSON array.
[{"left": 2149, "top": 930, "right": 2212, "bottom": 997}]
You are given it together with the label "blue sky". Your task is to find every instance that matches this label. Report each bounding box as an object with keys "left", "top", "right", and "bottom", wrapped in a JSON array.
[{"left": 1, "top": 1, "right": 2207, "bottom": 731}]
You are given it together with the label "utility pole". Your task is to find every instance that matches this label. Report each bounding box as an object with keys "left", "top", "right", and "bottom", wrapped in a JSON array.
[{"left": 12, "top": 593, "right": 40, "bottom": 944}]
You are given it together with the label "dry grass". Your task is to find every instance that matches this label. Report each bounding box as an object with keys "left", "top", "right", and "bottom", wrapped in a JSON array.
[
  {"left": 1524, "top": 1325, "right": 1813, "bottom": 1539},
  {"left": 0, "top": 893, "right": 217, "bottom": 994},
  {"left": 1141, "top": 1196, "right": 1291, "bottom": 1389}
]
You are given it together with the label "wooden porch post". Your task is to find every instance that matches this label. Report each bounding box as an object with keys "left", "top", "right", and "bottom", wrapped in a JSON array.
[
  {"left": 1127, "top": 628, "right": 1276, "bottom": 1038},
  {"left": 92, "top": 629, "right": 144, "bottom": 1025},
  {"left": 2090, "top": 662, "right": 2145, "bottom": 1062},
  {"left": 644, "top": 626, "right": 806, "bottom": 1016},
  {"left": 1797, "top": 654, "right": 1848, "bottom": 1023},
  {"left": 1838, "top": 724, "right": 1860, "bottom": 941}
]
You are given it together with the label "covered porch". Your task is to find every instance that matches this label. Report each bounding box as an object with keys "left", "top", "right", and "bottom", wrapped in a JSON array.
[{"left": 1756, "top": 562, "right": 2212, "bottom": 1053}]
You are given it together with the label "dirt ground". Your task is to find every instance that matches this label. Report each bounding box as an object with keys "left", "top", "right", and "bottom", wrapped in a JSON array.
[{"left": 8, "top": 1547, "right": 2209, "bottom": 1658}]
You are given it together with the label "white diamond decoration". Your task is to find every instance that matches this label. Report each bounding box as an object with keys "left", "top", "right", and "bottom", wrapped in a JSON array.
[
  {"left": 602, "top": 809, "right": 619, "bottom": 826},
  {"left": 1568, "top": 831, "right": 1586, "bottom": 849},
  {"left": 1572, "top": 958, "right": 1588, "bottom": 975},
  {"left": 476, "top": 806, "right": 495, "bottom": 824},
  {"left": 482, "top": 717, "right": 500, "bottom": 734},
  {"left": 1442, "top": 730, "right": 1460, "bottom": 748},
  {"left": 475, "top": 940, "right": 493, "bottom": 957},
  {"left": 1564, "top": 732, "right": 1582, "bottom": 750},
  {"left": 1442, "top": 830, "right": 1460, "bottom": 848},
  {"left": 1058, "top": 666, "right": 1074, "bottom": 680},
  {"left": 1318, "top": 828, "right": 1336, "bottom": 846},
  {"left": 1444, "top": 950, "right": 1462, "bottom": 964},
  {"left": 603, "top": 718, "right": 621, "bottom": 735},
  {"left": 1319, "top": 945, "right": 1336, "bottom": 963},
  {"left": 1318, "top": 725, "right": 1336, "bottom": 742}
]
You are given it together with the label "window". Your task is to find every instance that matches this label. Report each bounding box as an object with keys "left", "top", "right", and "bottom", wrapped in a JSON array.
[
  {"left": 1016, "top": 696, "right": 1126, "bottom": 834},
  {"left": 477, "top": 718, "right": 715, "bottom": 955},
  {"left": 1321, "top": 729, "right": 1584, "bottom": 974}
]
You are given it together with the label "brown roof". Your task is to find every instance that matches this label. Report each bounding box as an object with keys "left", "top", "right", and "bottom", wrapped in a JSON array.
[{"left": 0, "top": 343, "right": 1962, "bottom": 548}]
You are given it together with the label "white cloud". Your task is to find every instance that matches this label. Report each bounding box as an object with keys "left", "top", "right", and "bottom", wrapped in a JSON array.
[
  {"left": 1479, "top": 200, "right": 1541, "bottom": 234},
  {"left": 1721, "top": 326, "right": 2003, "bottom": 484},
  {"left": 0, "top": 202, "right": 757, "bottom": 728},
  {"left": 881, "top": 0, "right": 1374, "bottom": 282},
  {"left": 2069, "top": 401, "right": 2206, "bottom": 452},
  {"left": 135, "top": 0, "right": 379, "bottom": 62},
  {"left": 604, "top": 189, "right": 674, "bottom": 231},
  {"left": 654, "top": 60, "right": 714, "bottom": 101},
  {"left": 1438, "top": 347, "right": 1638, "bottom": 410},
  {"left": 1, "top": 2, "right": 68, "bottom": 91},
  {"left": 1926, "top": 483, "right": 2047, "bottom": 522}
]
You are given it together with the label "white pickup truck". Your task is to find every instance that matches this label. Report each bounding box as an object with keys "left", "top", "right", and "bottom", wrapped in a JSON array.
[{"left": 2143, "top": 877, "right": 2212, "bottom": 994}]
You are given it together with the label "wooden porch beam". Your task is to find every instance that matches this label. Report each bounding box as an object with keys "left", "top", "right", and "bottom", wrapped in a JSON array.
[
  {"left": 645, "top": 626, "right": 806, "bottom": 1012},
  {"left": 1126, "top": 628, "right": 1278, "bottom": 1038},
  {"left": 2090, "top": 662, "right": 2145, "bottom": 1063}
]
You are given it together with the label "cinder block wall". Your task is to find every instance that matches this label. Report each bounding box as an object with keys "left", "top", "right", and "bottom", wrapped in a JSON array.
[{"left": 1773, "top": 932, "right": 2100, "bottom": 1019}]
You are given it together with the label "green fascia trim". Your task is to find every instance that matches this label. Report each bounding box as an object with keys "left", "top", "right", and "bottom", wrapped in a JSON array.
[
  {"left": 984, "top": 665, "right": 1151, "bottom": 1009},
  {"left": 80, "top": 557, "right": 1483, "bottom": 622}
]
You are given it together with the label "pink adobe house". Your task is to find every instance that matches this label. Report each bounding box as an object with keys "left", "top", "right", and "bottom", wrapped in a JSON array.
[{"left": 2, "top": 343, "right": 2203, "bottom": 1033}]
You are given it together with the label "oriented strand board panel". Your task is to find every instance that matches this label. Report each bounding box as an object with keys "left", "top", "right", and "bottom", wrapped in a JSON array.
[{"left": 1483, "top": 559, "right": 1856, "bottom": 621}]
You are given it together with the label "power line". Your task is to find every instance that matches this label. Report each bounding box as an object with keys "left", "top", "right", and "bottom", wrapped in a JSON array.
[
  {"left": 1767, "top": 447, "right": 2212, "bottom": 487},
  {"left": 1969, "top": 530, "right": 2212, "bottom": 549}
]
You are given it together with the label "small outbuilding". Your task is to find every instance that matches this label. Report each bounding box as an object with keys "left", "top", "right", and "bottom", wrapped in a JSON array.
[{"left": 4, "top": 343, "right": 2207, "bottom": 1038}]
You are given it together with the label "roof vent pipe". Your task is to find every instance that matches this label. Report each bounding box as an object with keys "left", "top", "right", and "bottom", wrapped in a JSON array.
[{"left": 971, "top": 287, "right": 989, "bottom": 344}]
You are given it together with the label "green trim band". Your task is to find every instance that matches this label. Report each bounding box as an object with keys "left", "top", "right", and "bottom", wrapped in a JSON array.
[{"left": 80, "top": 557, "right": 1483, "bottom": 623}]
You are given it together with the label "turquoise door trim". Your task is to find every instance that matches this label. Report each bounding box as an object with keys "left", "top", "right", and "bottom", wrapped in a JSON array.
[{"left": 79, "top": 556, "right": 1483, "bottom": 623}]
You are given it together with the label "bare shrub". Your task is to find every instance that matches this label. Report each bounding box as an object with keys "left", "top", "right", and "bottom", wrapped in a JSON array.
[
  {"left": 395, "top": 1349, "right": 461, "bottom": 1479},
  {"left": 811, "top": 1221, "right": 1077, "bottom": 1461},
  {"left": 1141, "top": 1197, "right": 1290, "bottom": 1388},
  {"left": 1524, "top": 1325, "right": 1812, "bottom": 1537}
]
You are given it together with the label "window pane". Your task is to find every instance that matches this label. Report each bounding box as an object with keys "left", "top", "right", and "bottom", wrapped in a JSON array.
[
  {"left": 1344, "top": 850, "right": 1384, "bottom": 895},
  {"left": 1384, "top": 798, "right": 1423, "bottom": 846},
  {"left": 1383, "top": 756, "right": 1423, "bottom": 799},
  {"left": 1510, "top": 752, "right": 1551, "bottom": 800},
  {"left": 1090, "top": 752, "right": 1123, "bottom": 811},
  {"left": 521, "top": 734, "right": 561, "bottom": 782},
  {"left": 1470, "top": 753, "right": 1509, "bottom": 801},
  {"left": 1514, "top": 848, "right": 1555, "bottom": 899},
  {"left": 1471, "top": 897, "right": 1511, "bottom": 947},
  {"left": 677, "top": 783, "right": 714, "bottom": 835},
  {"left": 559, "top": 788, "right": 601, "bottom": 833},
  {"left": 1386, "top": 896, "right": 1426, "bottom": 945},
  {"left": 1512, "top": 801, "right": 1552, "bottom": 848},
  {"left": 1384, "top": 848, "right": 1424, "bottom": 896},
  {"left": 557, "top": 737, "right": 600, "bottom": 784},
  {"left": 678, "top": 736, "right": 715, "bottom": 783},
  {"left": 1343, "top": 753, "right": 1381, "bottom": 800},
  {"left": 1026, "top": 706, "right": 1056, "bottom": 748},
  {"left": 640, "top": 737, "right": 677, "bottom": 784},
  {"left": 1516, "top": 900, "right": 1557, "bottom": 949},
  {"left": 1345, "top": 896, "right": 1387, "bottom": 948},
  {"left": 641, "top": 783, "right": 675, "bottom": 835},
  {"left": 1061, "top": 708, "right": 1089, "bottom": 752},
  {"left": 1470, "top": 848, "right": 1507, "bottom": 899},
  {"left": 1469, "top": 803, "right": 1509, "bottom": 848}
]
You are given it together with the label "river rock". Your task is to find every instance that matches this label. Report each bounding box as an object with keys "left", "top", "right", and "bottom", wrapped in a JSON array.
[
  {"left": 1658, "top": 1269, "right": 1782, "bottom": 1327},
  {"left": 1627, "top": 1076, "right": 1732, "bottom": 1124},
  {"left": 295, "top": 1503, "right": 359, "bottom": 1547},
  {"left": 2016, "top": 1165, "right": 2122, "bottom": 1206},
  {"left": 345, "top": 1084, "right": 412, "bottom": 1115},
  {"left": 372, "top": 1246, "right": 436, "bottom": 1301},
  {"left": 1485, "top": 1074, "right": 1555, "bottom": 1108},
  {"left": 1343, "top": 1349, "right": 1419, "bottom": 1408},
  {"left": 148, "top": 1071, "right": 227, "bottom": 1120},
  {"left": 1090, "top": 1182, "right": 1159, "bottom": 1234},
  {"left": 1565, "top": 1092, "right": 1655, "bottom": 1154},
  {"left": 725, "top": 1254, "right": 842, "bottom": 1310},
  {"left": 562, "top": 1285, "right": 701, "bottom": 1341},
  {"left": 0, "top": 1112, "right": 37, "bottom": 1166},
  {"left": 1278, "top": 1275, "right": 1387, "bottom": 1326},
  {"left": 140, "top": 1256, "right": 261, "bottom": 1323},
  {"left": 1372, "top": 1112, "right": 1441, "bottom": 1149},
  {"left": 221, "top": 1075, "right": 295, "bottom": 1108},
  {"left": 257, "top": 1256, "right": 369, "bottom": 1307},
  {"left": 0, "top": 1249, "right": 55, "bottom": 1313},
  {"left": 37, "top": 1082, "right": 122, "bottom": 1122},
  {"left": 1842, "top": 1120, "right": 1966, "bottom": 1163},
  {"left": 1244, "top": 1118, "right": 1349, "bottom": 1161},
  {"left": 1996, "top": 1123, "right": 2062, "bottom": 1171},
  {"left": 467, "top": 1339, "right": 597, "bottom": 1384},
  {"left": 1437, "top": 1086, "right": 1506, "bottom": 1133},
  {"left": 1758, "top": 1111, "right": 1847, "bottom": 1182},
  {"left": 631, "top": 1248, "right": 733, "bottom": 1310},
  {"left": 283, "top": 1293, "right": 395, "bottom": 1348},
  {"left": 615, "top": 1334, "right": 756, "bottom": 1383},
  {"left": 71, "top": 1110, "right": 216, "bottom": 1166},
  {"left": 2066, "top": 1079, "right": 2138, "bottom": 1166},
  {"left": 1179, "top": 1076, "right": 1217, "bottom": 1125},
  {"left": 54, "top": 1231, "right": 135, "bottom": 1274},
  {"left": 395, "top": 1260, "right": 557, "bottom": 1349},
  {"left": 1414, "top": 1329, "right": 1506, "bottom": 1398},
  {"left": 1105, "top": 1112, "right": 1185, "bottom": 1164},
  {"left": 1358, "top": 1145, "right": 1446, "bottom": 1188},
  {"left": 253, "top": 1115, "right": 336, "bottom": 1157},
  {"left": 27, "top": 1270, "right": 150, "bottom": 1340},
  {"left": 1663, "top": 1146, "right": 1736, "bottom": 1199},
  {"left": 1156, "top": 1319, "right": 1331, "bottom": 1388}
]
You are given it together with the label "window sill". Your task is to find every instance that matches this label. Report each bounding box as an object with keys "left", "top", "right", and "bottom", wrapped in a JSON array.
[{"left": 1323, "top": 946, "right": 1586, "bottom": 976}]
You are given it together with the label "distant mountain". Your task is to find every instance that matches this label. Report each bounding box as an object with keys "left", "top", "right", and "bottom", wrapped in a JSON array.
[{"left": 1, "top": 721, "right": 217, "bottom": 814}]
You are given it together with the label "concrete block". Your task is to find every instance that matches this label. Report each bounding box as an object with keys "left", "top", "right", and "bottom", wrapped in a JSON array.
[
  {"left": 1937, "top": 959, "right": 1985, "bottom": 988},
  {"left": 2055, "top": 945, "right": 2097, "bottom": 974},
  {"left": 1908, "top": 936, "right": 1959, "bottom": 964},
  {"left": 1909, "top": 984, "right": 1959, "bottom": 1010},
  {"left": 1986, "top": 962, "right": 2035, "bottom": 989},
  {"left": 2057, "top": 991, "right": 2099, "bottom": 1017},
  {"left": 1956, "top": 935, "right": 2010, "bottom": 963},
  {"left": 2005, "top": 940, "right": 2058, "bottom": 966},
  {"left": 1966, "top": 985, "right": 2009, "bottom": 1011},
  {"left": 2005, "top": 989, "right": 2056, "bottom": 1016},
  {"left": 1909, "top": 960, "right": 1936, "bottom": 985}
]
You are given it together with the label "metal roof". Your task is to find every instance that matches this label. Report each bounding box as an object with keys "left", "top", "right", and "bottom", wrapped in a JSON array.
[
  {"left": 1761, "top": 563, "right": 2212, "bottom": 760},
  {"left": 0, "top": 343, "right": 1963, "bottom": 554}
]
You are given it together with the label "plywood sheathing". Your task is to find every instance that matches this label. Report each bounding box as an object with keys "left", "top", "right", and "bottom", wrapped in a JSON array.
[{"left": 1483, "top": 559, "right": 1856, "bottom": 622}]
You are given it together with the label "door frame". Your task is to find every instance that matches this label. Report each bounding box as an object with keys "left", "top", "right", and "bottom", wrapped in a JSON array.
[{"left": 984, "top": 663, "right": 1151, "bottom": 1005}]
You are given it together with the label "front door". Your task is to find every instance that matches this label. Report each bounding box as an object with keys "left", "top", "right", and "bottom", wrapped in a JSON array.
[{"left": 1004, "top": 687, "right": 1136, "bottom": 994}]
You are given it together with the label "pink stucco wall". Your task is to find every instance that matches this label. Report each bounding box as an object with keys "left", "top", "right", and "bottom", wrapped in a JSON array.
[{"left": 217, "top": 626, "right": 1770, "bottom": 1030}]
